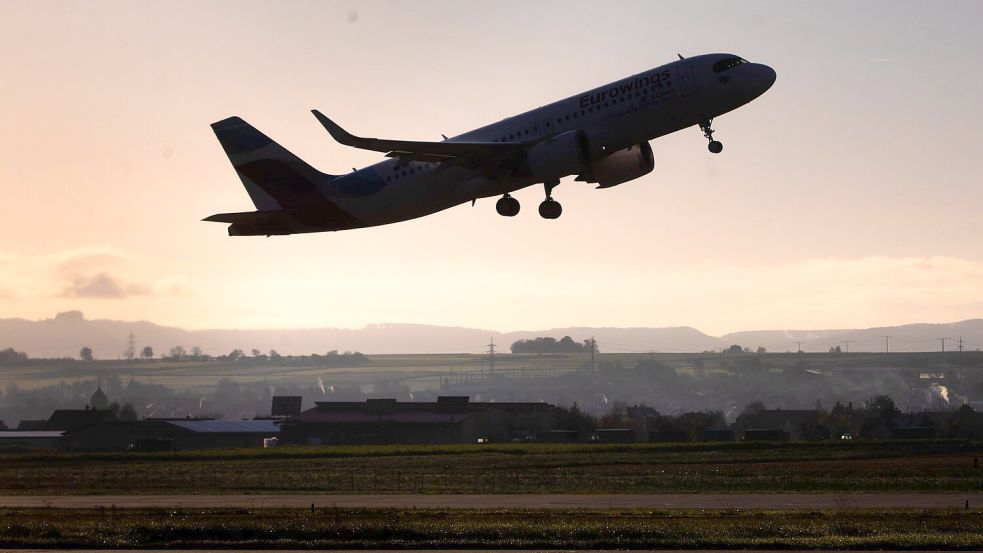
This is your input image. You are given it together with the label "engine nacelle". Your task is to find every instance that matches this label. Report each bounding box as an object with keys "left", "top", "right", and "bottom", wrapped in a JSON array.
[
  {"left": 526, "top": 130, "right": 590, "bottom": 181},
  {"left": 588, "top": 142, "right": 655, "bottom": 188}
]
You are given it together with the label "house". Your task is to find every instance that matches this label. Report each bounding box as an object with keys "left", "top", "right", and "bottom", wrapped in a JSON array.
[
  {"left": 741, "top": 428, "right": 789, "bottom": 441},
  {"left": 734, "top": 409, "right": 828, "bottom": 441},
  {"left": 593, "top": 428, "right": 636, "bottom": 443},
  {"left": 44, "top": 409, "right": 117, "bottom": 432}
]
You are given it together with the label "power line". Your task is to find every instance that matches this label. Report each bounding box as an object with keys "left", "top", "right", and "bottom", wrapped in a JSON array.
[
  {"left": 842, "top": 340, "right": 853, "bottom": 353},
  {"left": 794, "top": 341, "right": 804, "bottom": 353},
  {"left": 937, "top": 337, "right": 949, "bottom": 352},
  {"left": 882, "top": 335, "right": 892, "bottom": 353}
]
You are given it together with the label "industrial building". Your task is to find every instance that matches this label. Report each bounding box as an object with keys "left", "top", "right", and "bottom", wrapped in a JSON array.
[{"left": 279, "top": 396, "right": 565, "bottom": 445}]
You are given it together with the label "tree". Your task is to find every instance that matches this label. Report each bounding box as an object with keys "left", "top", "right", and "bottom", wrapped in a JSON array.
[
  {"left": 251, "top": 348, "right": 262, "bottom": 357},
  {"left": 756, "top": 346, "right": 767, "bottom": 354},
  {"left": 79, "top": 346, "right": 93, "bottom": 361},
  {"left": 228, "top": 349, "right": 244, "bottom": 361},
  {"left": 829, "top": 345, "right": 842, "bottom": 353},
  {"left": 167, "top": 345, "right": 187, "bottom": 360},
  {"left": 741, "top": 401, "right": 766, "bottom": 416},
  {"left": 118, "top": 402, "right": 138, "bottom": 421},
  {"left": 140, "top": 346, "right": 154, "bottom": 360},
  {"left": 0, "top": 347, "right": 28, "bottom": 364},
  {"left": 191, "top": 346, "right": 203, "bottom": 359},
  {"left": 269, "top": 349, "right": 281, "bottom": 360},
  {"left": 865, "top": 394, "right": 900, "bottom": 420},
  {"left": 725, "top": 344, "right": 744, "bottom": 354}
]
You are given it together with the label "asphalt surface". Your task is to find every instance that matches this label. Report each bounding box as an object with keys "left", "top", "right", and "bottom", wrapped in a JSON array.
[
  {"left": 0, "top": 551, "right": 971, "bottom": 553},
  {"left": 0, "top": 493, "right": 979, "bottom": 509}
]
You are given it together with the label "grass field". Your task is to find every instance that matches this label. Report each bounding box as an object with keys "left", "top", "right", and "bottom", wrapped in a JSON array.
[
  {"left": 1, "top": 507, "right": 982, "bottom": 549},
  {"left": 5, "top": 350, "right": 976, "bottom": 391},
  {"left": 1, "top": 441, "right": 980, "bottom": 495}
]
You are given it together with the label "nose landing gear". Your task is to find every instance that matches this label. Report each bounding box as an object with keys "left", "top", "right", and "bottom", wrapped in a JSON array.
[
  {"left": 495, "top": 194, "right": 520, "bottom": 217},
  {"left": 699, "top": 119, "right": 723, "bottom": 154},
  {"left": 538, "top": 180, "right": 562, "bottom": 219}
]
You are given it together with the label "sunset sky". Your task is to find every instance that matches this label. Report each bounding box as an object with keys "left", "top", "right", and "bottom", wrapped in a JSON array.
[{"left": 2, "top": 1, "right": 983, "bottom": 336}]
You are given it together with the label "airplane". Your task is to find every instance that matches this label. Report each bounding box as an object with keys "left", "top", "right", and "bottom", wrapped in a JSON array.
[{"left": 206, "top": 53, "right": 776, "bottom": 236}]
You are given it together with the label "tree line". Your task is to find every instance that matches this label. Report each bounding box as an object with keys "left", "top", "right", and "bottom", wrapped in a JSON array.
[{"left": 510, "top": 336, "right": 597, "bottom": 354}]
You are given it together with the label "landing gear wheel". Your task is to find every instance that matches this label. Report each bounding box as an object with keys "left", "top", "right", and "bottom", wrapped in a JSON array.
[
  {"left": 539, "top": 198, "right": 562, "bottom": 219},
  {"left": 699, "top": 119, "right": 723, "bottom": 154},
  {"left": 495, "top": 194, "right": 520, "bottom": 217}
]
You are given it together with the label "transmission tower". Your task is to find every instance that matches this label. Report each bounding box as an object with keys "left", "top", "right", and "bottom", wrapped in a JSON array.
[
  {"left": 124, "top": 332, "right": 136, "bottom": 361},
  {"left": 882, "top": 335, "right": 892, "bottom": 353},
  {"left": 486, "top": 337, "right": 496, "bottom": 377}
]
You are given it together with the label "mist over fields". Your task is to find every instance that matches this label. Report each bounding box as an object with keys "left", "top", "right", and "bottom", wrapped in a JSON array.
[{"left": 3, "top": 311, "right": 983, "bottom": 359}]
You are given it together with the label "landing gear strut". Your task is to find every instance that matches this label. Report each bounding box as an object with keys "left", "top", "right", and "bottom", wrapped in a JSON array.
[
  {"left": 538, "top": 180, "right": 562, "bottom": 219},
  {"left": 699, "top": 119, "right": 723, "bottom": 154},
  {"left": 495, "top": 194, "right": 520, "bottom": 217}
]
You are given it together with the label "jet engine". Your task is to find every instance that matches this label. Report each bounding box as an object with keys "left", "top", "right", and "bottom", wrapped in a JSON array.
[
  {"left": 584, "top": 142, "right": 654, "bottom": 188},
  {"left": 526, "top": 130, "right": 590, "bottom": 181}
]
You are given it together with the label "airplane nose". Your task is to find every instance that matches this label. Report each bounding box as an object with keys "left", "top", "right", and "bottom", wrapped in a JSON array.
[{"left": 758, "top": 64, "right": 777, "bottom": 92}]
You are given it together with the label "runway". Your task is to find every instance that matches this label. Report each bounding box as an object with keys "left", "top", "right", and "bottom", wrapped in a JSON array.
[
  {"left": 1, "top": 493, "right": 979, "bottom": 509},
  {"left": 0, "top": 551, "right": 969, "bottom": 553}
]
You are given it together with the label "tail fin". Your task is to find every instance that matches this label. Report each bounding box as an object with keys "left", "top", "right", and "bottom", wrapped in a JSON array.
[{"left": 211, "top": 117, "right": 333, "bottom": 210}]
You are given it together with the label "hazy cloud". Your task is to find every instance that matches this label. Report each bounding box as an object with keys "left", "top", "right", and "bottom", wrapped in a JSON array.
[
  {"left": 61, "top": 272, "right": 151, "bottom": 299},
  {"left": 0, "top": 246, "right": 189, "bottom": 304}
]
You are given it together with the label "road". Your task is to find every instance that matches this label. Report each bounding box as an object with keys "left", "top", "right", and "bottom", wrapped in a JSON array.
[{"left": 1, "top": 493, "right": 979, "bottom": 509}]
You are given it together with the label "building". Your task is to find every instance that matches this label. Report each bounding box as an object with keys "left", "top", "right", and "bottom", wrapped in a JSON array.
[
  {"left": 44, "top": 409, "right": 117, "bottom": 432},
  {"left": 734, "top": 409, "right": 828, "bottom": 441},
  {"left": 65, "top": 419, "right": 280, "bottom": 452},
  {"left": 90, "top": 385, "right": 109, "bottom": 410},
  {"left": 280, "top": 396, "right": 564, "bottom": 445},
  {"left": 0, "top": 431, "right": 65, "bottom": 450}
]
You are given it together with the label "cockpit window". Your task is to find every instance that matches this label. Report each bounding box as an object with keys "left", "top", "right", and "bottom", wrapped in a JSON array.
[{"left": 712, "top": 57, "right": 748, "bottom": 73}]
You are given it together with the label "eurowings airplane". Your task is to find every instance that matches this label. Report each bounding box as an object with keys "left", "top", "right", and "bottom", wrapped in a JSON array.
[{"left": 206, "top": 53, "right": 776, "bottom": 236}]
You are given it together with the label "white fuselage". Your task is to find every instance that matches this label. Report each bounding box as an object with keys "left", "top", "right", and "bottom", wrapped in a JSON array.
[{"left": 322, "top": 53, "right": 775, "bottom": 228}]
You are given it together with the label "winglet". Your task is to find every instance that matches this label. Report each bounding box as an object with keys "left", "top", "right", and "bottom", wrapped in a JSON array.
[{"left": 312, "top": 110, "right": 360, "bottom": 147}]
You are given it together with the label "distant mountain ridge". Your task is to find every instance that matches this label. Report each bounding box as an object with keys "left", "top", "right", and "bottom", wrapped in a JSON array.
[{"left": 1, "top": 311, "right": 982, "bottom": 358}]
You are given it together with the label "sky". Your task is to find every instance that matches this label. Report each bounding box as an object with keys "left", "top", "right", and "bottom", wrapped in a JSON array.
[{"left": 2, "top": 0, "right": 983, "bottom": 336}]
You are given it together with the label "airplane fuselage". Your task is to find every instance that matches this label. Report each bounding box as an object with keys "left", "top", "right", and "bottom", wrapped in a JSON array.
[{"left": 208, "top": 53, "right": 776, "bottom": 235}]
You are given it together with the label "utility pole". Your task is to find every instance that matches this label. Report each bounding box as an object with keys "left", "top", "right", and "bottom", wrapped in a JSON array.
[
  {"left": 882, "top": 335, "right": 892, "bottom": 353},
  {"left": 590, "top": 336, "right": 596, "bottom": 373},
  {"left": 938, "top": 337, "right": 948, "bottom": 352},
  {"left": 842, "top": 340, "right": 853, "bottom": 353},
  {"left": 794, "top": 341, "right": 804, "bottom": 353},
  {"left": 486, "top": 337, "right": 496, "bottom": 377}
]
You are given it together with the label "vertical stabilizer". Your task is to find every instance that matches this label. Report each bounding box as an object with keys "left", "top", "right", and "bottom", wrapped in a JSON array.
[{"left": 211, "top": 117, "right": 331, "bottom": 210}]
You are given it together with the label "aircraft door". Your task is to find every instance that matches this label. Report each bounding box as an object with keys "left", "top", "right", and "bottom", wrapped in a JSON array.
[{"left": 675, "top": 61, "right": 698, "bottom": 97}]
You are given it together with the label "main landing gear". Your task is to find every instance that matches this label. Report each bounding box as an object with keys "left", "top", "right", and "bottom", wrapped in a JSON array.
[
  {"left": 699, "top": 119, "right": 723, "bottom": 154},
  {"left": 538, "top": 180, "right": 562, "bottom": 220},
  {"left": 495, "top": 194, "right": 520, "bottom": 217}
]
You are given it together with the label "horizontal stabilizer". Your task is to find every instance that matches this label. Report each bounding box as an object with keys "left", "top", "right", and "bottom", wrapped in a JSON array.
[{"left": 202, "top": 210, "right": 291, "bottom": 225}]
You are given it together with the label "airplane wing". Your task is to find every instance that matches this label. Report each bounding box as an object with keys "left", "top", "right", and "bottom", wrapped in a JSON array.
[{"left": 312, "top": 110, "right": 523, "bottom": 164}]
